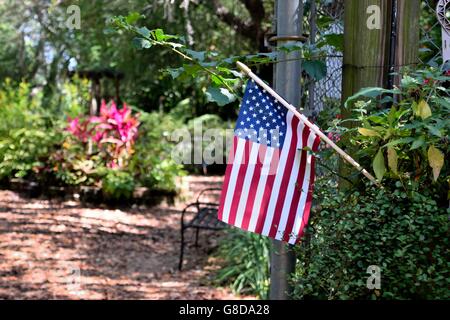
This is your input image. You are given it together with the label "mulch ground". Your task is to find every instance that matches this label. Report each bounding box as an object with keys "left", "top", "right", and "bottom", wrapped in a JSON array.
[{"left": 0, "top": 176, "right": 249, "bottom": 300}]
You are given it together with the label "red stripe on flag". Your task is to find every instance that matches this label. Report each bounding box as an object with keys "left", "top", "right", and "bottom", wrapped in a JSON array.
[
  {"left": 295, "top": 136, "right": 321, "bottom": 244},
  {"left": 241, "top": 144, "right": 267, "bottom": 230},
  {"left": 282, "top": 125, "right": 311, "bottom": 242},
  {"left": 268, "top": 116, "right": 300, "bottom": 239},
  {"left": 218, "top": 136, "right": 238, "bottom": 221},
  {"left": 228, "top": 140, "right": 252, "bottom": 226},
  {"left": 254, "top": 151, "right": 279, "bottom": 234}
]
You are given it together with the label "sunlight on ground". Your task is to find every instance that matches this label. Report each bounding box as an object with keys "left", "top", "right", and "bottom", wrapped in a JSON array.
[{"left": 0, "top": 177, "right": 253, "bottom": 300}]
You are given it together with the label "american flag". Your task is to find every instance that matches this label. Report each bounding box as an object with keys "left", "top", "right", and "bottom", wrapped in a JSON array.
[{"left": 218, "top": 80, "right": 321, "bottom": 244}]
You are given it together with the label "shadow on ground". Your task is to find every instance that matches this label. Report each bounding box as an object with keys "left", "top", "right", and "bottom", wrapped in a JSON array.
[{"left": 0, "top": 176, "right": 248, "bottom": 300}]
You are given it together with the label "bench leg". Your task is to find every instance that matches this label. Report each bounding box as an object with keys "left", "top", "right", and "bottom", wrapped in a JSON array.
[
  {"left": 179, "top": 227, "right": 185, "bottom": 271},
  {"left": 195, "top": 228, "right": 200, "bottom": 247}
]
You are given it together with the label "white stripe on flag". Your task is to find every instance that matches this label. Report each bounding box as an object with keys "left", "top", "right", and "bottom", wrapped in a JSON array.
[
  {"left": 247, "top": 147, "right": 275, "bottom": 232},
  {"left": 221, "top": 138, "right": 246, "bottom": 224},
  {"left": 234, "top": 142, "right": 260, "bottom": 228},
  {"left": 274, "top": 122, "right": 305, "bottom": 240},
  {"left": 288, "top": 132, "right": 317, "bottom": 244},
  {"left": 261, "top": 112, "right": 294, "bottom": 237}
]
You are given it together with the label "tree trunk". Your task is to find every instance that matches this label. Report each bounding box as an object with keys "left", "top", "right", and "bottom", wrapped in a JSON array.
[
  {"left": 340, "top": 0, "right": 392, "bottom": 188},
  {"left": 340, "top": 0, "right": 421, "bottom": 188},
  {"left": 342, "top": 0, "right": 392, "bottom": 102},
  {"left": 393, "top": 0, "right": 421, "bottom": 86}
]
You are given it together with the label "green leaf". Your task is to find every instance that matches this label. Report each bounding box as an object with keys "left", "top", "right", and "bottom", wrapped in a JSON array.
[
  {"left": 278, "top": 43, "right": 303, "bottom": 53},
  {"left": 103, "top": 27, "right": 115, "bottom": 35},
  {"left": 136, "top": 26, "right": 151, "bottom": 38},
  {"left": 183, "top": 64, "right": 202, "bottom": 77},
  {"left": 417, "top": 100, "right": 432, "bottom": 120},
  {"left": 132, "top": 37, "right": 152, "bottom": 49},
  {"left": 383, "top": 137, "right": 415, "bottom": 148},
  {"left": 387, "top": 106, "right": 397, "bottom": 126},
  {"left": 185, "top": 49, "right": 206, "bottom": 62},
  {"left": 373, "top": 149, "right": 386, "bottom": 182},
  {"left": 428, "top": 146, "right": 444, "bottom": 181},
  {"left": 302, "top": 60, "right": 327, "bottom": 81},
  {"left": 205, "top": 87, "right": 236, "bottom": 106},
  {"left": 153, "top": 28, "right": 165, "bottom": 41},
  {"left": 125, "top": 12, "right": 143, "bottom": 25},
  {"left": 166, "top": 67, "right": 184, "bottom": 79},
  {"left": 321, "top": 34, "right": 344, "bottom": 52},
  {"left": 387, "top": 147, "right": 398, "bottom": 175},
  {"left": 344, "top": 87, "right": 396, "bottom": 109},
  {"left": 410, "top": 137, "right": 425, "bottom": 150},
  {"left": 358, "top": 128, "right": 381, "bottom": 137},
  {"left": 411, "top": 101, "right": 418, "bottom": 114},
  {"left": 153, "top": 28, "right": 178, "bottom": 41},
  {"left": 427, "top": 125, "right": 442, "bottom": 138}
]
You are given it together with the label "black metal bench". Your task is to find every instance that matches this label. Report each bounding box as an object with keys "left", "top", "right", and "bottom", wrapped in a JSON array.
[{"left": 179, "top": 188, "right": 227, "bottom": 270}]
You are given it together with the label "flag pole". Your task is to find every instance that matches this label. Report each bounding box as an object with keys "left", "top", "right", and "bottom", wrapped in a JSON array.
[{"left": 236, "top": 61, "right": 381, "bottom": 187}]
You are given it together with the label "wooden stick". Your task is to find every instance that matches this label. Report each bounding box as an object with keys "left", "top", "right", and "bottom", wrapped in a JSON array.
[{"left": 236, "top": 61, "right": 381, "bottom": 187}]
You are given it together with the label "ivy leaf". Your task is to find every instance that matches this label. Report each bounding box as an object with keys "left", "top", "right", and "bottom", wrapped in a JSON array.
[
  {"left": 167, "top": 67, "right": 184, "bottom": 79},
  {"left": 183, "top": 64, "right": 202, "bottom": 77},
  {"left": 387, "top": 147, "right": 398, "bottom": 175},
  {"left": 153, "top": 28, "right": 178, "bottom": 41},
  {"left": 373, "top": 149, "right": 386, "bottom": 182},
  {"left": 125, "top": 12, "right": 143, "bottom": 25},
  {"left": 417, "top": 100, "right": 432, "bottom": 120},
  {"left": 428, "top": 146, "right": 444, "bottom": 181},
  {"left": 136, "top": 27, "right": 151, "bottom": 38},
  {"left": 358, "top": 128, "right": 381, "bottom": 137},
  {"left": 321, "top": 34, "right": 344, "bottom": 52},
  {"left": 302, "top": 60, "right": 327, "bottom": 81},
  {"left": 185, "top": 49, "right": 206, "bottom": 62},
  {"left": 205, "top": 87, "right": 236, "bottom": 106},
  {"left": 132, "top": 37, "right": 152, "bottom": 49}
]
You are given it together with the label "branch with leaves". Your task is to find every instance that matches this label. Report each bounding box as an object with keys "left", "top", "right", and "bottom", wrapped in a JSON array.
[{"left": 109, "top": 12, "right": 330, "bottom": 106}]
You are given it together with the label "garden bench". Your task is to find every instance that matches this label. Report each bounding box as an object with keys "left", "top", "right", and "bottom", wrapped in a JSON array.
[{"left": 179, "top": 188, "right": 227, "bottom": 270}]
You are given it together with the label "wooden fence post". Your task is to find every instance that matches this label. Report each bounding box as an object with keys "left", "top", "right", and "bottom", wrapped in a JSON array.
[{"left": 340, "top": 0, "right": 393, "bottom": 187}]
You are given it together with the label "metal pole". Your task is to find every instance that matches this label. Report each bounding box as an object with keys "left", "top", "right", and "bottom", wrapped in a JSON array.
[
  {"left": 270, "top": 0, "right": 303, "bottom": 300},
  {"left": 307, "top": 0, "right": 317, "bottom": 117}
]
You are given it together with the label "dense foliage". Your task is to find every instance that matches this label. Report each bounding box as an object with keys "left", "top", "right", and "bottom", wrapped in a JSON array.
[
  {"left": 0, "top": 80, "right": 62, "bottom": 181},
  {"left": 0, "top": 80, "right": 184, "bottom": 198},
  {"left": 293, "top": 178, "right": 449, "bottom": 300},
  {"left": 341, "top": 68, "right": 449, "bottom": 188},
  {"left": 215, "top": 229, "right": 271, "bottom": 299},
  {"left": 292, "top": 67, "right": 449, "bottom": 300}
]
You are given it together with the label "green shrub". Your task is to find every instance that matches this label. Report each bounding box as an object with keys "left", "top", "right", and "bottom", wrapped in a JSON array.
[
  {"left": 338, "top": 68, "right": 449, "bottom": 190},
  {"left": 292, "top": 67, "right": 450, "bottom": 300},
  {"left": 214, "top": 229, "right": 270, "bottom": 299},
  {"left": 0, "top": 80, "right": 61, "bottom": 180},
  {"left": 0, "top": 79, "right": 41, "bottom": 135},
  {"left": 101, "top": 169, "right": 136, "bottom": 200},
  {"left": 130, "top": 111, "right": 185, "bottom": 191},
  {"left": 292, "top": 179, "right": 449, "bottom": 300},
  {"left": 0, "top": 127, "right": 60, "bottom": 180}
]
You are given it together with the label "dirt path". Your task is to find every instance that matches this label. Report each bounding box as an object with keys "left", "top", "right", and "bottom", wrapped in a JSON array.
[{"left": 0, "top": 176, "right": 246, "bottom": 300}]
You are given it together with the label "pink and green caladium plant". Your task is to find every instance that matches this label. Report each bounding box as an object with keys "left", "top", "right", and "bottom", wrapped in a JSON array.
[{"left": 67, "top": 100, "right": 140, "bottom": 169}]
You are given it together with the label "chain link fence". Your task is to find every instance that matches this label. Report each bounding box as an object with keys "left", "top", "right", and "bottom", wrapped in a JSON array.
[
  {"left": 303, "top": 0, "right": 344, "bottom": 117},
  {"left": 420, "top": 0, "right": 443, "bottom": 66}
]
